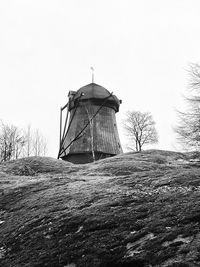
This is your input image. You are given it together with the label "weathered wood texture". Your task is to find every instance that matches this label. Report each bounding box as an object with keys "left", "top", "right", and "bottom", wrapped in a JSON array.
[
  {"left": 60, "top": 103, "right": 122, "bottom": 155},
  {"left": 60, "top": 83, "right": 122, "bottom": 163}
]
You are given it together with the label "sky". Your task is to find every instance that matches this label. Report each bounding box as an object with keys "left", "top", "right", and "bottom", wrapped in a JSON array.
[{"left": 0, "top": 0, "right": 200, "bottom": 157}]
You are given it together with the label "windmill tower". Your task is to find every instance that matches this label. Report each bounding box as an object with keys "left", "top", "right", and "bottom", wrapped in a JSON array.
[{"left": 58, "top": 82, "right": 122, "bottom": 164}]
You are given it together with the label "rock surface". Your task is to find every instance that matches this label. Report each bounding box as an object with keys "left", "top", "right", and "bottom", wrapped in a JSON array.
[{"left": 0, "top": 150, "right": 200, "bottom": 267}]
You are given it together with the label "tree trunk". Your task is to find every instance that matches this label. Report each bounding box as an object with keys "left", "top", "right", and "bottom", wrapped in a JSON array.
[
  {"left": 138, "top": 141, "right": 142, "bottom": 152},
  {"left": 135, "top": 140, "right": 139, "bottom": 152}
]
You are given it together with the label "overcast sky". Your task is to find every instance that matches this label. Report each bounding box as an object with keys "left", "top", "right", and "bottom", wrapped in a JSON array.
[{"left": 0, "top": 0, "right": 200, "bottom": 156}]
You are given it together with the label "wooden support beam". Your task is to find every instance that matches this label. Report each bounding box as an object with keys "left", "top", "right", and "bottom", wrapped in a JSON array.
[{"left": 57, "top": 107, "right": 62, "bottom": 159}]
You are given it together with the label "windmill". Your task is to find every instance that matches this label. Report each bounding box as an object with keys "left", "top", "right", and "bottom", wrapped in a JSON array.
[{"left": 58, "top": 79, "right": 122, "bottom": 164}]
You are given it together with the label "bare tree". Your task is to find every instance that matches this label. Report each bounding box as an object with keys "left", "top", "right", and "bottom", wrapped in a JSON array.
[
  {"left": 176, "top": 63, "right": 200, "bottom": 150},
  {"left": 32, "top": 129, "right": 47, "bottom": 156},
  {"left": 22, "top": 126, "right": 48, "bottom": 157},
  {"left": 0, "top": 122, "right": 26, "bottom": 161},
  {"left": 123, "top": 111, "right": 158, "bottom": 152},
  {"left": 24, "top": 124, "right": 32, "bottom": 157},
  {"left": 0, "top": 122, "right": 48, "bottom": 161}
]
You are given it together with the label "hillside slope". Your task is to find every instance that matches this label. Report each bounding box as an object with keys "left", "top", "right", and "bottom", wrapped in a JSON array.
[{"left": 0, "top": 150, "right": 200, "bottom": 267}]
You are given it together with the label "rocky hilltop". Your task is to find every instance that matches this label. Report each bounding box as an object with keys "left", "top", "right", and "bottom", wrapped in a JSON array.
[{"left": 0, "top": 150, "right": 200, "bottom": 267}]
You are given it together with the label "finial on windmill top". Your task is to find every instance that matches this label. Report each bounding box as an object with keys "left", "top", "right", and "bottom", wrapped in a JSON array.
[{"left": 90, "top": 66, "right": 94, "bottom": 83}]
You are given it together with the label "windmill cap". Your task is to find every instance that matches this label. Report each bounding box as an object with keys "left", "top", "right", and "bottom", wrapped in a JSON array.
[{"left": 73, "top": 83, "right": 121, "bottom": 112}]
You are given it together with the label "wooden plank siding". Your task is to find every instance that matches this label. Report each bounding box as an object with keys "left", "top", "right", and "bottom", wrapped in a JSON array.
[
  {"left": 60, "top": 101, "right": 122, "bottom": 159},
  {"left": 59, "top": 83, "right": 122, "bottom": 163}
]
